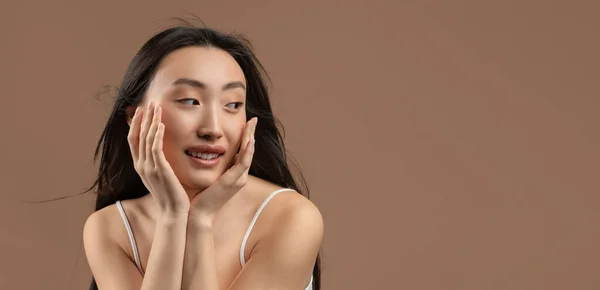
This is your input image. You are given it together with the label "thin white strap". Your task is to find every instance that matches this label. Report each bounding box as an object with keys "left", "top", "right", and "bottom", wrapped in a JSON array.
[
  {"left": 239, "top": 188, "right": 295, "bottom": 266},
  {"left": 306, "top": 275, "right": 314, "bottom": 290},
  {"left": 116, "top": 200, "right": 143, "bottom": 274}
]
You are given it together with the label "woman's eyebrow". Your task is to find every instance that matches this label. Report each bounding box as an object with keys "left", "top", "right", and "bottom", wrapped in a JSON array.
[{"left": 172, "top": 78, "right": 246, "bottom": 91}]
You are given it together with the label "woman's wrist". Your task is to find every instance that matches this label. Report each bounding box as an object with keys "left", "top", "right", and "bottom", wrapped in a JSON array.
[
  {"left": 188, "top": 209, "right": 215, "bottom": 230},
  {"left": 158, "top": 208, "right": 190, "bottom": 223}
]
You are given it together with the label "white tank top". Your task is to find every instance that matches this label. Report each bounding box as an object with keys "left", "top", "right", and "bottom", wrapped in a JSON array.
[{"left": 116, "top": 188, "right": 313, "bottom": 290}]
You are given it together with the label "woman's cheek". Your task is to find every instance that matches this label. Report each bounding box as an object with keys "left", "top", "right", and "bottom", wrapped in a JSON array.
[
  {"left": 158, "top": 108, "right": 183, "bottom": 158},
  {"left": 231, "top": 124, "right": 245, "bottom": 153},
  {"left": 159, "top": 105, "right": 176, "bottom": 127}
]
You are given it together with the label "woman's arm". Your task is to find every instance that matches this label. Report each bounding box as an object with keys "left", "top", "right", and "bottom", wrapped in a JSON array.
[
  {"left": 181, "top": 218, "right": 221, "bottom": 290},
  {"left": 83, "top": 209, "right": 189, "bottom": 290},
  {"left": 141, "top": 211, "right": 189, "bottom": 290},
  {"left": 181, "top": 198, "right": 324, "bottom": 290}
]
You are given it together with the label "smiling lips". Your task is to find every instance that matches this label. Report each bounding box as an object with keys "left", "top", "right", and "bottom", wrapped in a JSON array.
[{"left": 185, "top": 145, "right": 226, "bottom": 167}]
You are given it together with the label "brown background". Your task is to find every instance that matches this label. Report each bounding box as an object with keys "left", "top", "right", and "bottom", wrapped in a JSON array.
[{"left": 1, "top": 0, "right": 599, "bottom": 289}]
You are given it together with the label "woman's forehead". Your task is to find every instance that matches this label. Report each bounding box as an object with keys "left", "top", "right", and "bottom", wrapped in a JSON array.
[{"left": 153, "top": 46, "right": 246, "bottom": 88}]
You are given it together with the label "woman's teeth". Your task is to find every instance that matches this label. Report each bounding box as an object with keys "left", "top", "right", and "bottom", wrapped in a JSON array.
[{"left": 186, "top": 151, "right": 221, "bottom": 160}]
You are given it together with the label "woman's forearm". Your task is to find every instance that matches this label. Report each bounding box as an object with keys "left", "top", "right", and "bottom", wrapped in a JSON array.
[
  {"left": 182, "top": 218, "right": 220, "bottom": 290},
  {"left": 140, "top": 211, "right": 189, "bottom": 290}
]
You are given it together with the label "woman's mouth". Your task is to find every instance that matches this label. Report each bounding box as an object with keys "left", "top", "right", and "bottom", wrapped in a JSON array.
[
  {"left": 185, "top": 150, "right": 222, "bottom": 160},
  {"left": 185, "top": 150, "right": 224, "bottom": 167}
]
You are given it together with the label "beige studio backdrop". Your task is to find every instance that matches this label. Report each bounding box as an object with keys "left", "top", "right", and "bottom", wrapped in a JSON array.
[{"left": 1, "top": 1, "right": 599, "bottom": 289}]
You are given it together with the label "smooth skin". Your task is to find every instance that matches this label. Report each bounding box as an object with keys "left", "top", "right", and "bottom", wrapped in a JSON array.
[{"left": 83, "top": 47, "right": 323, "bottom": 290}]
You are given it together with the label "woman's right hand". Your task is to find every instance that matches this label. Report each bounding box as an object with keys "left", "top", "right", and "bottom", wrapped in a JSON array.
[{"left": 127, "top": 101, "right": 190, "bottom": 215}]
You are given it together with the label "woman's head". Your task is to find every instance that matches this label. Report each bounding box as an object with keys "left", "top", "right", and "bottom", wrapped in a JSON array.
[
  {"left": 117, "top": 27, "right": 273, "bottom": 197},
  {"left": 85, "top": 24, "right": 320, "bottom": 290},
  {"left": 130, "top": 45, "right": 249, "bottom": 196}
]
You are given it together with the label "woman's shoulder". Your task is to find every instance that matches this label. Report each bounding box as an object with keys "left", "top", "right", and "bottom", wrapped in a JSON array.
[
  {"left": 83, "top": 197, "right": 148, "bottom": 249},
  {"left": 245, "top": 176, "right": 323, "bottom": 237},
  {"left": 86, "top": 196, "right": 147, "bottom": 224},
  {"left": 84, "top": 201, "right": 121, "bottom": 234},
  {"left": 83, "top": 203, "right": 123, "bottom": 254},
  {"left": 240, "top": 177, "right": 323, "bottom": 267},
  {"left": 246, "top": 176, "right": 319, "bottom": 212}
]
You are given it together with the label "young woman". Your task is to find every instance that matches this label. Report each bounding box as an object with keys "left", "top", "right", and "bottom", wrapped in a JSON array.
[{"left": 82, "top": 24, "right": 323, "bottom": 290}]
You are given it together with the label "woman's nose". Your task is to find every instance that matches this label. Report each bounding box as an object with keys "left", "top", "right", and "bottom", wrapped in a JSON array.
[{"left": 196, "top": 107, "right": 223, "bottom": 141}]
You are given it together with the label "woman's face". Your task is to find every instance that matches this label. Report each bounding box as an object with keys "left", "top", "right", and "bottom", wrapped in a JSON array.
[{"left": 138, "top": 46, "right": 247, "bottom": 195}]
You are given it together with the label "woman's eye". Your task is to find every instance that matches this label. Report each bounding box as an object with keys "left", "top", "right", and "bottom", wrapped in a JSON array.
[
  {"left": 226, "top": 102, "right": 244, "bottom": 109},
  {"left": 179, "top": 98, "right": 199, "bottom": 105}
]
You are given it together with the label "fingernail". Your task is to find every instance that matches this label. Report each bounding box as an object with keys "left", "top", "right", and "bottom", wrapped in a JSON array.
[{"left": 134, "top": 107, "right": 139, "bottom": 115}]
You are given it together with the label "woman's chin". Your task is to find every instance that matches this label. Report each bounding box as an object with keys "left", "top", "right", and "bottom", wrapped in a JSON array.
[
  {"left": 186, "top": 173, "right": 221, "bottom": 190},
  {"left": 172, "top": 158, "right": 230, "bottom": 193}
]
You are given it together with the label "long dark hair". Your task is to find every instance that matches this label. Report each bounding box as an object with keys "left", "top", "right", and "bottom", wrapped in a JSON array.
[{"left": 84, "top": 23, "right": 321, "bottom": 290}]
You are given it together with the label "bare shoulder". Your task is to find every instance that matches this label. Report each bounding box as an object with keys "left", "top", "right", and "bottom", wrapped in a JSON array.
[
  {"left": 83, "top": 199, "right": 146, "bottom": 248},
  {"left": 271, "top": 189, "right": 322, "bottom": 225},
  {"left": 233, "top": 181, "right": 322, "bottom": 288},
  {"left": 83, "top": 203, "right": 128, "bottom": 256},
  {"left": 83, "top": 204, "right": 117, "bottom": 239},
  {"left": 83, "top": 202, "right": 144, "bottom": 289},
  {"left": 249, "top": 179, "right": 324, "bottom": 240}
]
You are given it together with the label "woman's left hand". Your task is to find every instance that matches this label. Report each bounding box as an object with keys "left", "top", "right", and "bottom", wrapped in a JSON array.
[{"left": 189, "top": 117, "right": 258, "bottom": 225}]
